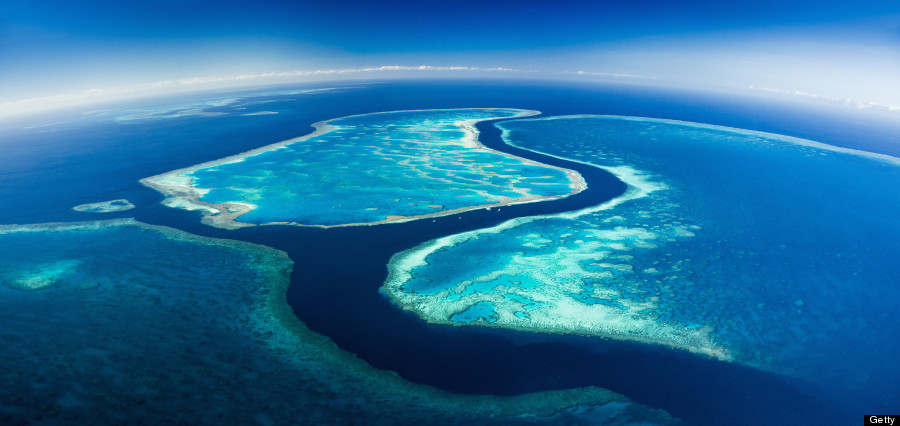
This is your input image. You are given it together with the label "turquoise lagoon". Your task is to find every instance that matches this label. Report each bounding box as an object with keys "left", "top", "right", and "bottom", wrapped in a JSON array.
[
  {"left": 142, "top": 109, "right": 584, "bottom": 229},
  {"left": 0, "top": 219, "right": 672, "bottom": 423},
  {"left": 383, "top": 116, "right": 900, "bottom": 389}
]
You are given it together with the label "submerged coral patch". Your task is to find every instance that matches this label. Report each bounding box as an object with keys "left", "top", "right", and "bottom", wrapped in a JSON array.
[{"left": 2, "top": 259, "right": 80, "bottom": 291}]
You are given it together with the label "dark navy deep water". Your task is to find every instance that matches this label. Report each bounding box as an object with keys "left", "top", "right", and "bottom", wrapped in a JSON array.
[{"left": 2, "top": 80, "right": 898, "bottom": 425}]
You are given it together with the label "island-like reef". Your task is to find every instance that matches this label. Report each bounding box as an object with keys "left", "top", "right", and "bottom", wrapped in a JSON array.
[{"left": 141, "top": 109, "right": 584, "bottom": 229}]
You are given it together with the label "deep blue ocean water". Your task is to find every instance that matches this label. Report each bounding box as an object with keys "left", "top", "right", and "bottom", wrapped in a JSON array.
[{"left": 2, "top": 80, "right": 899, "bottom": 424}]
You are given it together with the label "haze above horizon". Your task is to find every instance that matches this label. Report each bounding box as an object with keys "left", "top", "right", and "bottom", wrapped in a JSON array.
[{"left": 2, "top": 0, "right": 899, "bottom": 116}]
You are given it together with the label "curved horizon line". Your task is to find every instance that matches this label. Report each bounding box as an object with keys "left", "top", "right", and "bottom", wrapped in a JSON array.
[{"left": 0, "top": 66, "right": 658, "bottom": 119}]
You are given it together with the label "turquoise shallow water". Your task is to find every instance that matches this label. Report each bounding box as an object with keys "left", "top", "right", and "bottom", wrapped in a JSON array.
[
  {"left": 181, "top": 108, "right": 580, "bottom": 226},
  {"left": 383, "top": 116, "right": 900, "bottom": 391}
]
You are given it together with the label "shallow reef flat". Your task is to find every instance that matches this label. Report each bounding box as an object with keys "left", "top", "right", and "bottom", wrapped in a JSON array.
[
  {"left": 141, "top": 108, "right": 585, "bottom": 229},
  {"left": 72, "top": 199, "right": 135, "bottom": 213},
  {"left": 0, "top": 219, "right": 676, "bottom": 424},
  {"left": 383, "top": 115, "right": 900, "bottom": 394},
  {"left": 383, "top": 164, "right": 728, "bottom": 360}
]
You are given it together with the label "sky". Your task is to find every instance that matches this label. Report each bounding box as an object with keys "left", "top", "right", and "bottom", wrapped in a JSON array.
[{"left": 2, "top": 0, "right": 899, "bottom": 116}]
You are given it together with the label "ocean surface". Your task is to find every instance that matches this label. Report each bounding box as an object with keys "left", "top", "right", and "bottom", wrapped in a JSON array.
[{"left": 1, "top": 80, "right": 898, "bottom": 425}]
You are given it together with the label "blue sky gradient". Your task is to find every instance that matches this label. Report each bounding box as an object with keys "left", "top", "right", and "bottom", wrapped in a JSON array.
[{"left": 2, "top": 0, "right": 899, "bottom": 115}]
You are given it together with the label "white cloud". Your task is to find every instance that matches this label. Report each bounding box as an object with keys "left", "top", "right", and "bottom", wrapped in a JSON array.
[
  {"left": 0, "top": 65, "right": 533, "bottom": 118},
  {"left": 5, "top": 61, "right": 897, "bottom": 119},
  {"left": 748, "top": 86, "right": 900, "bottom": 114},
  {"left": 567, "top": 70, "right": 658, "bottom": 80}
]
